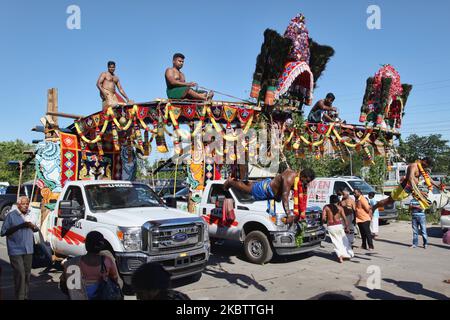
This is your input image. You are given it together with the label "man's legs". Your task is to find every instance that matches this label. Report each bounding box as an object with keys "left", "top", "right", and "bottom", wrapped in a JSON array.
[
  {"left": 358, "top": 222, "right": 367, "bottom": 249},
  {"left": 346, "top": 214, "right": 355, "bottom": 245},
  {"left": 224, "top": 178, "right": 253, "bottom": 194},
  {"left": 185, "top": 89, "right": 213, "bottom": 101},
  {"left": 373, "top": 196, "right": 394, "bottom": 210},
  {"left": 418, "top": 214, "right": 428, "bottom": 247},
  {"left": 23, "top": 254, "right": 33, "bottom": 300},
  {"left": 9, "top": 255, "right": 26, "bottom": 300},
  {"left": 411, "top": 215, "right": 419, "bottom": 247},
  {"left": 363, "top": 221, "right": 374, "bottom": 249}
]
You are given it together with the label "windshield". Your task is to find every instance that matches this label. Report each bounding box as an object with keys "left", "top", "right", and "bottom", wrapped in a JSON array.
[
  {"left": 85, "top": 183, "right": 164, "bottom": 212},
  {"left": 348, "top": 180, "right": 376, "bottom": 195}
]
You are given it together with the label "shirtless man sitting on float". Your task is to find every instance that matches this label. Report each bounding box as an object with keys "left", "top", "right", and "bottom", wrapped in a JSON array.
[
  {"left": 224, "top": 168, "right": 316, "bottom": 224},
  {"left": 165, "top": 53, "right": 214, "bottom": 101}
]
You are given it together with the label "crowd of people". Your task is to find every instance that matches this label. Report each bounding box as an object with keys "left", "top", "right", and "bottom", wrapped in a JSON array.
[{"left": 0, "top": 156, "right": 448, "bottom": 300}]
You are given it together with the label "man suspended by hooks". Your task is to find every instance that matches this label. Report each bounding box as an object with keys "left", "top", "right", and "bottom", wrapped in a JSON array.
[
  {"left": 224, "top": 168, "right": 316, "bottom": 224},
  {"left": 374, "top": 157, "right": 442, "bottom": 211},
  {"left": 165, "top": 53, "right": 214, "bottom": 101}
]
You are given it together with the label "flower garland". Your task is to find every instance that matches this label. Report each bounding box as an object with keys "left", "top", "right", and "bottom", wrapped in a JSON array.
[{"left": 417, "top": 161, "right": 433, "bottom": 191}]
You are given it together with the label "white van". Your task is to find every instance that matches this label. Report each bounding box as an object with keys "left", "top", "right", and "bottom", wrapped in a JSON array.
[{"left": 307, "top": 176, "right": 398, "bottom": 222}]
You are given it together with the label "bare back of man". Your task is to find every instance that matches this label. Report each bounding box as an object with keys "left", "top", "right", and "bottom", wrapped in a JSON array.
[
  {"left": 323, "top": 204, "right": 348, "bottom": 227},
  {"left": 340, "top": 197, "right": 356, "bottom": 217}
]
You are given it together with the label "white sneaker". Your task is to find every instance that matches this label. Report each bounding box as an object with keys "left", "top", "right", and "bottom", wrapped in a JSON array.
[{"left": 410, "top": 245, "right": 417, "bottom": 248}]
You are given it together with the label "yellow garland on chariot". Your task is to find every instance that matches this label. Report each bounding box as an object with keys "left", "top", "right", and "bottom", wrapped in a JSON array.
[
  {"left": 299, "top": 124, "right": 334, "bottom": 147},
  {"left": 74, "top": 119, "right": 109, "bottom": 144},
  {"left": 107, "top": 105, "right": 136, "bottom": 131},
  {"left": 206, "top": 107, "right": 253, "bottom": 142},
  {"left": 284, "top": 131, "right": 295, "bottom": 146},
  {"left": 332, "top": 128, "right": 372, "bottom": 148}
]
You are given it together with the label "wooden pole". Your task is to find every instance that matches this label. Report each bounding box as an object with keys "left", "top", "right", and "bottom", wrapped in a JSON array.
[
  {"left": 46, "top": 111, "right": 84, "bottom": 120},
  {"left": 16, "top": 161, "right": 23, "bottom": 202},
  {"left": 47, "top": 88, "right": 58, "bottom": 126}
]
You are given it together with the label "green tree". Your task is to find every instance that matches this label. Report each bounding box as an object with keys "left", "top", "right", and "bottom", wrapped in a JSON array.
[
  {"left": 398, "top": 134, "right": 450, "bottom": 174},
  {"left": 0, "top": 140, "right": 35, "bottom": 185}
]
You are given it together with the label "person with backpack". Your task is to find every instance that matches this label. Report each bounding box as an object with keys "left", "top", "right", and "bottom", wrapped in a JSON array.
[{"left": 60, "top": 231, "right": 122, "bottom": 300}]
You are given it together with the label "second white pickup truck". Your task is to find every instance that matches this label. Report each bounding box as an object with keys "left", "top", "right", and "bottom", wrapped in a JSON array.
[{"left": 197, "top": 180, "right": 326, "bottom": 264}]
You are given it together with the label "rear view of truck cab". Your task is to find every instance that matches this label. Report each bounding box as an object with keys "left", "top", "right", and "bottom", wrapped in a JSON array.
[{"left": 46, "top": 181, "right": 210, "bottom": 286}]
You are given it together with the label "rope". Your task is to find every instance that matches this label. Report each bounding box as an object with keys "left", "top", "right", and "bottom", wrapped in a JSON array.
[
  {"left": 173, "top": 159, "right": 178, "bottom": 197},
  {"left": 197, "top": 86, "right": 253, "bottom": 104}
]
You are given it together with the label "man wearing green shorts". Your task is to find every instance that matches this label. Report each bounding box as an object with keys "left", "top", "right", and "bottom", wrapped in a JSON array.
[{"left": 165, "top": 53, "right": 213, "bottom": 100}]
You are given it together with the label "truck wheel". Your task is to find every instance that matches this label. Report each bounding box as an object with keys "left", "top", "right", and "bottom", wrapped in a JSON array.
[
  {"left": 0, "top": 205, "right": 11, "bottom": 221},
  {"left": 244, "top": 230, "right": 273, "bottom": 264}
]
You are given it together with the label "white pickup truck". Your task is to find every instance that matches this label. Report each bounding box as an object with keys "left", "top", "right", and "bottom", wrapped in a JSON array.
[
  {"left": 197, "top": 180, "right": 326, "bottom": 264},
  {"left": 45, "top": 180, "right": 210, "bottom": 286}
]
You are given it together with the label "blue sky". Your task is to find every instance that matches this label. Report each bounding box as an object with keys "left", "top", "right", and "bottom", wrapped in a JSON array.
[{"left": 1, "top": 0, "right": 450, "bottom": 147}]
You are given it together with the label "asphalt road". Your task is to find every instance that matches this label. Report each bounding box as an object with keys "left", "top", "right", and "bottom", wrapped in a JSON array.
[{"left": 1, "top": 221, "right": 449, "bottom": 300}]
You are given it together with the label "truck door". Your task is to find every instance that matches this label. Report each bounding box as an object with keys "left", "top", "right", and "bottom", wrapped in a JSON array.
[
  {"left": 202, "top": 183, "right": 238, "bottom": 240},
  {"left": 52, "top": 186, "right": 88, "bottom": 257}
]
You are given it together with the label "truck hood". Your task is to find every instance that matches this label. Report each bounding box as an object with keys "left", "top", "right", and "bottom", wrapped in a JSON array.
[{"left": 93, "top": 206, "right": 198, "bottom": 227}]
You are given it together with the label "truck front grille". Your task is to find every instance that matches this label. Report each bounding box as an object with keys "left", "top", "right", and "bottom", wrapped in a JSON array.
[
  {"left": 149, "top": 224, "right": 203, "bottom": 254},
  {"left": 306, "top": 212, "right": 322, "bottom": 230}
]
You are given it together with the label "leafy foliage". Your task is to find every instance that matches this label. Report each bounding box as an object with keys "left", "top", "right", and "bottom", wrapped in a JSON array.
[
  {"left": 398, "top": 134, "right": 450, "bottom": 174},
  {"left": 0, "top": 140, "right": 35, "bottom": 185}
]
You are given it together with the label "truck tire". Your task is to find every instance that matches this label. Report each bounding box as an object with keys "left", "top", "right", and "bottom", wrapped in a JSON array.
[
  {"left": 244, "top": 230, "right": 273, "bottom": 264},
  {"left": 0, "top": 205, "right": 11, "bottom": 221}
]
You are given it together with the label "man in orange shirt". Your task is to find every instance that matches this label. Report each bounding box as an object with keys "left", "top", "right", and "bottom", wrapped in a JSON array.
[{"left": 354, "top": 189, "right": 374, "bottom": 250}]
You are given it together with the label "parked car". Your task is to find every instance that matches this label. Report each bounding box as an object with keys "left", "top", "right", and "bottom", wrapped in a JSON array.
[
  {"left": 0, "top": 183, "right": 41, "bottom": 220},
  {"left": 440, "top": 204, "right": 450, "bottom": 232},
  {"left": 0, "top": 182, "right": 9, "bottom": 195}
]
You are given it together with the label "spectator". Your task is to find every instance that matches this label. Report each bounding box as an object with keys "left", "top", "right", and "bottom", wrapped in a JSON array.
[
  {"left": 0, "top": 196, "right": 39, "bottom": 300},
  {"left": 132, "top": 262, "right": 190, "bottom": 300},
  {"left": 322, "top": 195, "right": 354, "bottom": 263},
  {"left": 340, "top": 189, "right": 357, "bottom": 246},
  {"left": 354, "top": 189, "right": 374, "bottom": 250},
  {"left": 409, "top": 198, "right": 428, "bottom": 249},
  {"left": 368, "top": 192, "right": 379, "bottom": 239},
  {"left": 60, "top": 231, "right": 120, "bottom": 300}
]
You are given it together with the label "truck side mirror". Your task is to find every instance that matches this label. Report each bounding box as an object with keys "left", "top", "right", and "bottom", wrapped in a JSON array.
[{"left": 58, "top": 200, "right": 84, "bottom": 219}]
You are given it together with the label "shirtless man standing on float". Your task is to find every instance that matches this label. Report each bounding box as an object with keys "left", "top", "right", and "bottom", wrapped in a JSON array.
[
  {"left": 165, "top": 53, "right": 213, "bottom": 101},
  {"left": 97, "top": 61, "right": 131, "bottom": 111},
  {"left": 374, "top": 157, "right": 439, "bottom": 211},
  {"left": 224, "top": 168, "right": 316, "bottom": 224}
]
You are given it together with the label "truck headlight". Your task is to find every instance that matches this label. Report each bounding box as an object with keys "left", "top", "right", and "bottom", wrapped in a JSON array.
[
  {"left": 117, "top": 227, "right": 142, "bottom": 252},
  {"left": 202, "top": 222, "right": 209, "bottom": 242}
]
